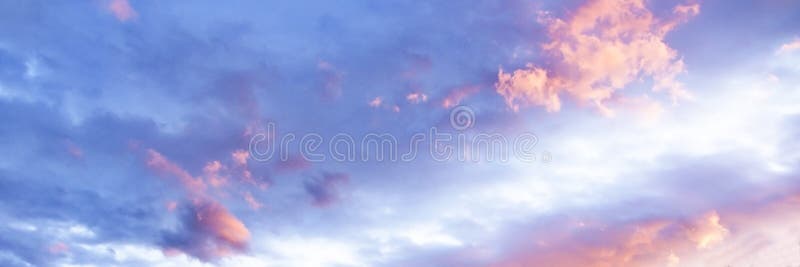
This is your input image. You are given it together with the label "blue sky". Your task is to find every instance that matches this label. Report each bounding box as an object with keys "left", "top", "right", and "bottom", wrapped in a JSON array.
[{"left": 1, "top": 0, "right": 800, "bottom": 266}]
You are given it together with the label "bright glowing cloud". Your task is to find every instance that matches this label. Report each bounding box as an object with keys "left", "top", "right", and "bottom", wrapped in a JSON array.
[{"left": 497, "top": 0, "right": 698, "bottom": 113}]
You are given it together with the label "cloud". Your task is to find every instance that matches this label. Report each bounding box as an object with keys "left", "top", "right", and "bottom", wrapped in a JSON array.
[
  {"left": 406, "top": 92, "right": 428, "bottom": 104},
  {"left": 496, "top": 0, "right": 699, "bottom": 113},
  {"left": 318, "top": 61, "right": 344, "bottom": 100},
  {"left": 368, "top": 97, "right": 383, "bottom": 108},
  {"left": 243, "top": 192, "right": 263, "bottom": 210},
  {"left": 490, "top": 211, "right": 729, "bottom": 267},
  {"left": 203, "top": 160, "right": 228, "bottom": 188},
  {"left": 161, "top": 201, "right": 250, "bottom": 261},
  {"left": 304, "top": 172, "right": 349, "bottom": 207},
  {"left": 441, "top": 85, "right": 481, "bottom": 109},
  {"left": 107, "top": 0, "right": 137, "bottom": 22},
  {"left": 146, "top": 149, "right": 207, "bottom": 195},
  {"left": 496, "top": 65, "right": 558, "bottom": 112},
  {"left": 777, "top": 38, "right": 800, "bottom": 54},
  {"left": 144, "top": 149, "right": 257, "bottom": 261},
  {"left": 688, "top": 212, "right": 729, "bottom": 249},
  {"left": 231, "top": 150, "right": 249, "bottom": 167},
  {"left": 274, "top": 155, "right": 311, "bottom": 172}
]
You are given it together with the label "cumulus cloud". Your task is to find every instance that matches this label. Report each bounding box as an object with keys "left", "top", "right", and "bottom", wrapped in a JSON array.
[
  {"left": 496, "top": 0, "right": 699, "bottom": 113},
  {"left": 497, "top": 65, "right": 558, "bottom": 112}
]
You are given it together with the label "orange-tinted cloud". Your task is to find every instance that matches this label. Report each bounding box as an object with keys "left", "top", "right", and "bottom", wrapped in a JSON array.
[
  {"left": 493, "top": 211, "right": 729, "bottom": 267},
  {"left": 496, "top": 0, "right": 698, "bottom": 113},
  {"left": 146, "top": 149, "right": 206, "bottom": 195},
  {"left": 107, "top": 0, "right": 137, "bottom": 22},
  {"left": 688, "top": 212, "right": 728, "bottom": 249},
  {"left": 195, "top": 201, "right": 250, "bottom": 248},
  {"left": 163, "top": 201, "right": 251, "bottom": 261},
  {"left": 145, "top": 149, "right": 254, "bottom": 261},
  {"left": 496, "top": 65, "right": 558, "bottom": 112},
  {"left": 442, "top": 85, "right": 481, "bottom": 108},
  {"left": 486, "top": 182, "right": 800, "bottom": 267},
  {"left": 778, "top": 38, "right": 800, "bottom": 54}
]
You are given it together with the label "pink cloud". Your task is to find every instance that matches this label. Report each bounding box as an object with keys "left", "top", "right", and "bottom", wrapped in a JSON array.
[
  {"left": 368, "top": 97, "right": 383, "bottom": 107},
  {"left": 146, "top": 149, "right": 206, "bottom": 195},
  {"left": 144, "top": 148, "right": 257, "bottom": 261},
  {"left": 406, "top": 92, "right": 429, "bottom": 104},
  {"left": 195, "top": 201, "right": 250, "bottom": 248},
  {"left": 243, "top": 191, "right": 263, "bottom": 210},
  {"left": 231, "top": 149, "right": 249, "bottom": 167},
  {"left": 496, "top": 0, "right": 699, "bottom": 113},
  {"left": 496, "top": 65, "right": 559, "bottom": 112},
  {"left": 441, "top": 85, "right": 481, "bottom": 108},
  {"left": 275, "top": 155, "right": 311, "bottom": 172},
  {"left": 480, "top": 183, "right": 800, "bottom": 267},
  {"left": 778, "top": 38, "right": 800, "bottom": 54},
  {"left": 203, "top": 160, "right": 228, "bottom": 188},
  {"left": 164, "top": 201, "right": 251, "bottom": 260},
  {"left": 107, "top": 0, "right": 137, "bottom": 22},
  {"left": 493, "top": 211, "right": 729, "bottom": 267}
]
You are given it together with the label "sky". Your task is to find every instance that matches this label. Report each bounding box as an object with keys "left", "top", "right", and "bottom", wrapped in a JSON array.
[{"left": 1, "top": 0, "right": 800, "bottom": 266}]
